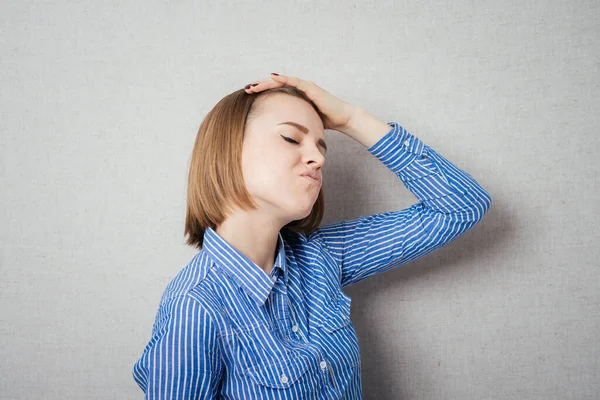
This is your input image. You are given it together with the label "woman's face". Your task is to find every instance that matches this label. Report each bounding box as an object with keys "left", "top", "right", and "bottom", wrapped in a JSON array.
[{"left": 241, "top": 94, "right": 327, "bottom": 223}]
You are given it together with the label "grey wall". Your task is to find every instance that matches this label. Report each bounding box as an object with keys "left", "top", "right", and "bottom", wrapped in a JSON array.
[{"left": 1, "top": 0, "right": 598, "bottom": 399}]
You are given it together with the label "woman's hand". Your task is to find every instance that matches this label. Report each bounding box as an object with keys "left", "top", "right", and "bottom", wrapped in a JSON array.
[{"left": 244, "top": 73, "right": 359, "bottom": 132}]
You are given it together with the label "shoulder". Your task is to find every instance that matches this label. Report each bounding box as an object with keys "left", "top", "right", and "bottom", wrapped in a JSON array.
[
  {"left": 157, "top": 250, "right": 216, "bottom": 310},
  {"left": 150, "top": 253, "right": 223, "bottom": 336}
]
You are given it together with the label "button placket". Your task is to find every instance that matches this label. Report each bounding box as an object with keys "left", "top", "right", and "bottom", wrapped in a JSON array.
[
  {"left": 319, "top": 359, "right": 337, "bottom": 389},
  {"left": 286, "top": 295, "right": 309, "bottom": 343}
]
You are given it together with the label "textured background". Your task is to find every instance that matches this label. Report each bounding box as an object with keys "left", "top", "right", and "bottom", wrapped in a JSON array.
[{"left": 1, "top": 0, "right": 598, "bottom": 399}]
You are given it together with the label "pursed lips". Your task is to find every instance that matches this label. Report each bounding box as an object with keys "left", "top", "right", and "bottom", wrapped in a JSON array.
[{"left": 301, "top": 173, "right": 321, "bottom": 185}]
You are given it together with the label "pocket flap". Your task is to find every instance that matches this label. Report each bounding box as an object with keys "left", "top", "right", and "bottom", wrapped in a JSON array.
[
  {"left": 320, "top": 291, "right": 352, "bottom": 333},
  {"left": 245, "top": 354, "right": 312, "bottom": 389}
]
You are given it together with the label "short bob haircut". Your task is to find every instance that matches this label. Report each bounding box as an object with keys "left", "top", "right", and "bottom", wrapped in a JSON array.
[{"left": 184, "top": 86, "right": 328, "bottom": 250}]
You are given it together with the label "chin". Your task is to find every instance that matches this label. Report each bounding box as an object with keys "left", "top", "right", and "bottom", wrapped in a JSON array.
[
  {"left": 288, "top": 202, "right": 315, "bottom": 221},
  {"left": 280, "top": 192, "right": 318, "bottom": 219},
  {"left": 300, "top": 201, "right": 318, "bottom": 218}
]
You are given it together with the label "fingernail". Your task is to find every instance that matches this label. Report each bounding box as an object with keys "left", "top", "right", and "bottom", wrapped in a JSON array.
[{"left": 271, "top": 72, "right": 279, "bottom": 76}]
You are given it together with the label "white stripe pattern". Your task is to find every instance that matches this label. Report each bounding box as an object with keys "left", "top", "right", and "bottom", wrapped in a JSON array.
[{"left": 133, "top": 121, "right": 492, "bottom": 398}]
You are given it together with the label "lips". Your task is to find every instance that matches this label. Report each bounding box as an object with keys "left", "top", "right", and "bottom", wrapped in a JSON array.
[
  {"left": 302, "top": 175, "right": 320, "bottom": 185},
  {"left": 301, "top": 172, "right": 321, "bottom": 185}
]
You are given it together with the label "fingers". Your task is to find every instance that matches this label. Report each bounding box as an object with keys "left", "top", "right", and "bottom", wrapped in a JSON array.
[
  {"left": 243, "top": 74, "right": 284, "bottom": 94},
  {"left": 272, "top": 74, "right": 318, "bottom": 94},
  {"left": 243, "top": 81, "right": 277, "bottom": 93},
  {"left": 273, "top": 74, "right": 299, "bottom": 88},
  {"left": 243, "top": 73, "right": 316, "bottom": 94}
]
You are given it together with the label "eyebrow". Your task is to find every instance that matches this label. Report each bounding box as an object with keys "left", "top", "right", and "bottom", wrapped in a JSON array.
[{"left": 276, "top": 121, "right": 328, "bottom": 153}]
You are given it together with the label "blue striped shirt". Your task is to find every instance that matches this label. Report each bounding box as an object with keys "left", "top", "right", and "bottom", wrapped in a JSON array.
[{"left": 132, "top": 121, "right": 492, "bottom": 399}]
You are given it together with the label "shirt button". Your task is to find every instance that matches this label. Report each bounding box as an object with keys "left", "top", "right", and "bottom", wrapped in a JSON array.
[
  {"left": 291, "top": 324, "right": 299, "bottom": 332},
  {"left": 280, "top": 374, "right": 288, "bottom": 384},
  {"left": 320, "top": 361, "right": 327, "bottom": 370},
  {"left": 403, "top": 139, "right": 410, "bottom": 147},
  {"left": 271, "top": 275, "right": 277, "bottom": 283}
]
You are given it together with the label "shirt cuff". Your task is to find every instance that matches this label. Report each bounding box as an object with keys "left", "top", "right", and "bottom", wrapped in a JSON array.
[{"left": 367, "top": 121, "right": 427, "bottom": 176}]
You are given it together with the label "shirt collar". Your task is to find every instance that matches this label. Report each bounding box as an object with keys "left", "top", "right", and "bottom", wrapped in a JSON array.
[{"left": 202, "top": 226, "right": 288, "bottom": 307}]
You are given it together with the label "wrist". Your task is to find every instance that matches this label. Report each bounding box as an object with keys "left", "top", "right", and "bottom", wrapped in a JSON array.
[{"left": 341, "top": 107, "right": 391, "bottom": 148}]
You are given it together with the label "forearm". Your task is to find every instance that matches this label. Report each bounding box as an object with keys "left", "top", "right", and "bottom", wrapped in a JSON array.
[{"left": 341, "top": 106, "right": 394, "bottom": 148}]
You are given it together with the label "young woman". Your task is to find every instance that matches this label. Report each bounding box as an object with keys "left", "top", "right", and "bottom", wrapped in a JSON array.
[{"left": 132, "top": 73, "right": 492, "bottom": 399}]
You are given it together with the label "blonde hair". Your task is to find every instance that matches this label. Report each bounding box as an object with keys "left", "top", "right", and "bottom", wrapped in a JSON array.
[{"left": 184, "top": 86, "right": 327, "bottom": 249}]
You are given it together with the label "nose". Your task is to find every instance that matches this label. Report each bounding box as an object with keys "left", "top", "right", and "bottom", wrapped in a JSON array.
[{"left": 303, "top": 145, "right": 325, "bottom": 169}]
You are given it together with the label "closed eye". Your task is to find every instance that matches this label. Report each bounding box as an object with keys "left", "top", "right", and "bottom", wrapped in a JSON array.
[{"left": 281, "top": 135, "right": 299, "bottom": 144}]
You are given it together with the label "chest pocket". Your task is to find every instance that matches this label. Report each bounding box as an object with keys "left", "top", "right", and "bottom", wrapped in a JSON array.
[
  {"left": 245, "top": 353, "right": 313, "bottom": 389},
  {"left": 315, "top": 290, "right": 361, "bottom": 368},
  {"left": 319, "top": 290, "right": 352, "bottom": 332},
  {"left": 220, "top": 322, "right": 321, "bottom": 397}
]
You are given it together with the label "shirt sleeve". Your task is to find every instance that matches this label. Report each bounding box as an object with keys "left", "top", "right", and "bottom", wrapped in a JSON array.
[
  {"left": 308, "top": 121, "right": 492, "bottom": 289},
  {"left": 132, "top": 294, "right": 223, "bottom": 399}
]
